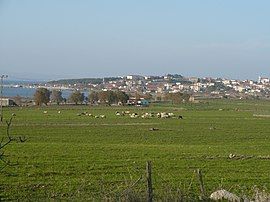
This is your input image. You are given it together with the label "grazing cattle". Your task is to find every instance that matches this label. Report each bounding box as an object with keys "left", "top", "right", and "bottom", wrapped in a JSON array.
[
  {"left": 58, "top": 111, "right": 61, "bottom": 114},
  {"left": 130, "top": 113, "right": 138, "bottom": 118},
  {"left": 161, "top": 112, "right": 169, "bottom": 118},
  {"left": 178, "top": 115, "right": 183, "bottom": 119},
  {"left": 100, "top": 115, "right": 106, "bottom": 118},
  {"left": 210, "top": 189, "right": 240, "bottom": 201},
  {"left": 168, "top": 112, "right": 175, "bottom": 117},
  {"left": 141, "top": 112, "right": 152, "bottom": 118},
  {"left": 94, "top": 116, "right": 99, "bottom": 118},
  {"left": 228, "top": 153, "right": 236, "bottom": 159},
  {"left": 77, "top": 112, "right": 89, "bottom": 116},
  {"left": 43, "top": 111, "right": 48, "bottom": 114}
]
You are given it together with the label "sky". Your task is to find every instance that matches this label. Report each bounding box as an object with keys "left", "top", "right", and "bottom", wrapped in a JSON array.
[{"left": 0, "top": 0, "right": 270, "bottom": 81}]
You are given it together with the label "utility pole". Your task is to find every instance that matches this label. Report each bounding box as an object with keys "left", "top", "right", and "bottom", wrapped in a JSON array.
[{"left": 0, "top": 75, "right": 8, "bottom": 123}]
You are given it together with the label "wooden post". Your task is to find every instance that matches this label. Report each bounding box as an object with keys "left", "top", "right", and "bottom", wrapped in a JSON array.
[
  {"left": 146, "top": 161, "right": 153, "bottom": 202},
  {"left": 196, "top": 169, "right": 206, "bottom": 199}
]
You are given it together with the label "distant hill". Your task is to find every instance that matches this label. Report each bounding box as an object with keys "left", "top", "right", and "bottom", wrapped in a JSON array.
[
  {"left": 47, "top": 77, "right": 122, "bottom": 85},
  {"left": 5, "top": 80, "right": 46, "bottom": 85}
]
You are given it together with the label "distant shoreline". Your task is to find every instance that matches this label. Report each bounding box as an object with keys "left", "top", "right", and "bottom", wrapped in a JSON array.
[{"left": 3, "top": 86, "right": 88, "bottom": 99}]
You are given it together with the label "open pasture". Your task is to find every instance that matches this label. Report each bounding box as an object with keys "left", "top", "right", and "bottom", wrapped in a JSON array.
[{"left": 1, "top": 99, "right": 270, "bottom": 200}]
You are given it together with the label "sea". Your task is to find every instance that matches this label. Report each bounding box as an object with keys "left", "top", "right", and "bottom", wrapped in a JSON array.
[{"left": 2, "top": 86, "right": 89, "bottom": 99}]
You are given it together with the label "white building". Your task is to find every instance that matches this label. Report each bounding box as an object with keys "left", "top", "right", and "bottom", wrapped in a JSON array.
[
  {"left": 222, "top": 80, "right": 230, "bottom": 85},
  {"left": 258, "top": 76, "right": 269, "bottom": 84},
  {"left": 0, "top": 98, "right": 16, "bottom": 106},
  {"left": 126, "top": 75, "right": 143, "bottom": 80},
  {"left": 234, "top": 86, "right": 245, "bottom": 92}
]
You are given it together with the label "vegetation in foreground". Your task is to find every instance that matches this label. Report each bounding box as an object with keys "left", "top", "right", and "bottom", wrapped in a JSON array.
[{"left": 0, "top": 99, "right": 270, "bottom": 200}]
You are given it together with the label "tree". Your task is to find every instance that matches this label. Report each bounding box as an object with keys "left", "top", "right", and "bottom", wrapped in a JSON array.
[
  {"left": 51, "top": 90, "right": 63, "bottom": 105},
  {"left": 89, "top": 91, "right": 99, "bottom": 104},
  {"left": 135, "top": 92, "right": 141, "bottom": 100},
  {"left": 98, "top": 91, "right": 108, "bottom": 104},
  {"left": 84, "top": 96, "right": 89, "bottom": 105},
  {"left": 97, "top": 91, "right": 128, "bottom": 105},
  {"left": 164, "top": 92, "right": 190, "bottom": 104},
  {"left": 34, "top": 88, "right": 50, "bottom": 106},
  {"left": 143, "top": 93, "right": 152, "bottom": 100},
  {"left": 107, "top": 91, "right": 117, "bottom": 105},
  {"left": 116, "top": 91, "right": 129, "bottom": 104},
  {"left": 14, "top": 95, "right": 22, "bottom": 106},
  {"left": 0, "top": 116, "right": 26, "bottom": 170},
  {"left": 69, "top": 91, "right": 85, "bottom": 105}
]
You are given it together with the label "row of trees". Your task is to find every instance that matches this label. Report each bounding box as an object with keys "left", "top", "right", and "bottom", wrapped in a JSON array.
[
  {"left": 33, "top": 88, "right": 129, "bottom": 106},
  {"left": 34, "top": 88, "right": 85, "bottom": 106},
  {"left": 89, "top": 91, "right": 129, "bottom": 104},
  {"left": 164, "top": 92, "right": 191, "bottom": 104},
  {"left": 34, "top": 88, "right": 191, "bottom": 106}
]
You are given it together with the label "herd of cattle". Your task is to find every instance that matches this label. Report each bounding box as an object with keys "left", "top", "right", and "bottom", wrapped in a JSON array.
[
  {"left": 115, "top": 111, "right": 183, "bottom": 119},
  {"left": 75, "top": 110, "right": 184, "bottom": 119},
  {"left": 43, "top": 110, "right": 183, "bottom": 119}
]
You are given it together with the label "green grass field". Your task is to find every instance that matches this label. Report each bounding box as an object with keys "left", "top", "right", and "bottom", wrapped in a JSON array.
[{"left": 1, "top": 99, "right": 270, "bottom": 200}]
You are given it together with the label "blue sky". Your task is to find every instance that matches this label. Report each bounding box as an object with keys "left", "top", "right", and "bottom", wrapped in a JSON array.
[{"left": 0, "top": 0, "right": 270, "bottom": 80}]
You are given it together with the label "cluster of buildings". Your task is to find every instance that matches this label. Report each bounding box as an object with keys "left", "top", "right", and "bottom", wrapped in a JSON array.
[
  {"left": 1, "top": 75, "right": 269, "bottom": 106},
  {"left": 48, "top": 74, "right": 270, "bottom": 100}
]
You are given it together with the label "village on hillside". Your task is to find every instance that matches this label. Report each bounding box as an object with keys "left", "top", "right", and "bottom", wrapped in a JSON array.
[
  {"left": 46, "top": 74, "right": 270, "bottom": 99},
  {"left": 1, "top": 74, "right": 270, "bottom": 107}
]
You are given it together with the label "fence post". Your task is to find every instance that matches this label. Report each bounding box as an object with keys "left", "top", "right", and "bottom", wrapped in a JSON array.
[
  {"left": 196, "top": 169, "right": 206, "bottom": 200},
  {"left": 146, "top": 161, "right": 153, "bottom": 202}
]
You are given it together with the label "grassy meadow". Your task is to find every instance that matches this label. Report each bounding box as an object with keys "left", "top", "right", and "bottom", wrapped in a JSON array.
[{"left": 0, "top": 99, "right": 270, "bottom": 200}]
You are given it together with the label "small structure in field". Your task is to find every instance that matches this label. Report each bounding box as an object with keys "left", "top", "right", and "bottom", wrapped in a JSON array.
[
  {"left": 137, "top": 99, "right": 149, "bottom": 107},
  {"left": 0, "top": 98, "right": 16, "bottom": 106}
]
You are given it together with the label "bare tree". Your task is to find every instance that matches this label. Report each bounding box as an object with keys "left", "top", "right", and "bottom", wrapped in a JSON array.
[
  {"left": 164, "top": 92, "right": 191, "bottom": 104},
  {"left": 34, "top": 88, "right": 51, "bottom": 106},
  {"left": 89, "top": 91, "right": 99, "bottom": 104},
  {"left": 116, "top": 91, "right": 129, "bottom": 105},
  {"left": 0, "top": 116, "right": 26, "bottom": 170},
  {"left": 69, "top": 90, "right": 85, "bottom": 105},
  {"left": 51, "top": 90, "right": 63, "bottom": 105},
  {"left": 14, "top": 95, "right": 22, "bottom": 106}
]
